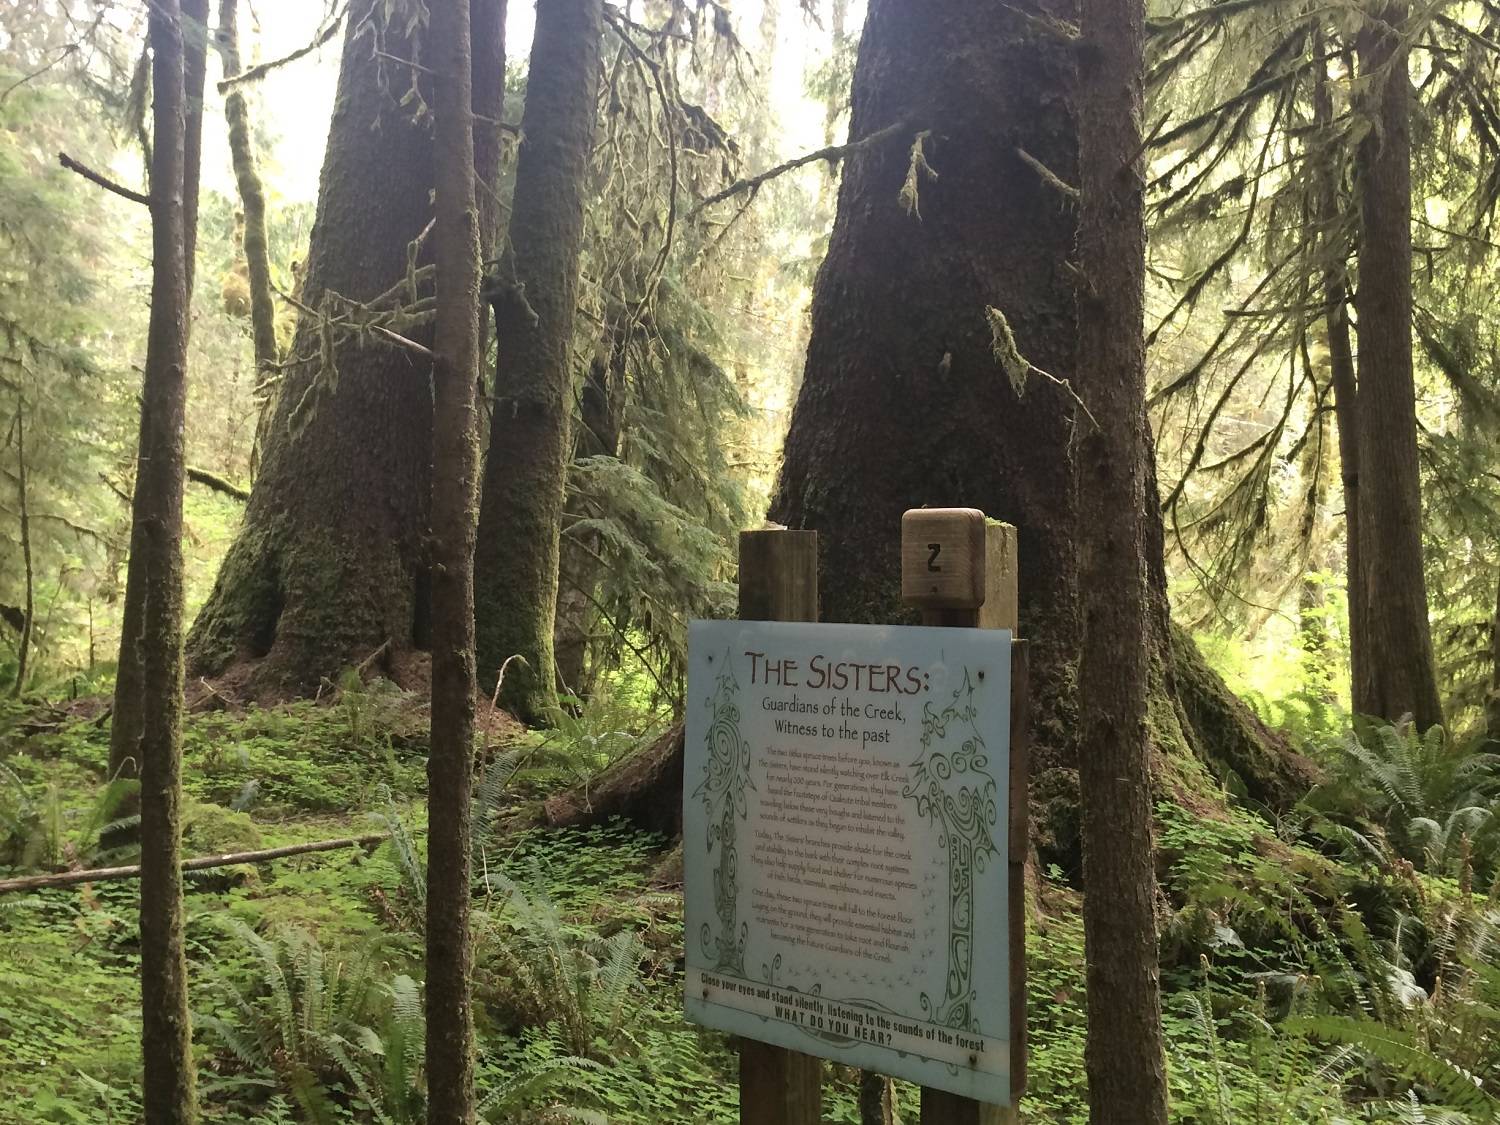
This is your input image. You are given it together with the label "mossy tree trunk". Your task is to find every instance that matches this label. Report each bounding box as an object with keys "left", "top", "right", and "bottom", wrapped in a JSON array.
[
  {"left": 426, "top": 0, "right": 487, "bottom": 1116},
  {"left": 550, "top": 0, "right": 1318, "bottom": 848},
  {"left": 1487, "top": 573, "right": 1500, "bottom": 742},
  {"left": 110, "top": 0, "right": 208, "bottom": 781},
  {"left": 770, "top": 0, "right": 1084, "bottom": 767},
  {"left": 186, "top": 0, "right": 439, "bottom": 696},
  {"left": 1312, "top": 44, "right": 1367, "bottom": 716},
  {"left": 125, "top": 0, "right": 198, "bottom": 1116},
  {"left": 216, "top": 0, "right": 279, "bottom": 380},
  {"left": 474, "top": 0, "right": 603, "bottom": 723},
  {"left": 768, "top": 0, "right": 1310, "bottom": 802},
  {"left": 1351, "top": 8, "right": 1443, "bottom": 731},
  {"left": 1075, "top": 0, "right": 1169, "bottom": 1111},
  {"left": 553, "top": 332, "right": 627, "bottom": 697}
]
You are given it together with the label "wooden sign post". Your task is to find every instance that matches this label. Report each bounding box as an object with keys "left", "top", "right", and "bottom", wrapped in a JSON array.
[
  {"left": 736, "top": 529, "right": 823, "bottom": 1125},
  {"left": 685, "top": 520, "right": 1023, "bottom": 1122},
  {"left": 902, "top": 509, "right": 1029, "bottom": 1125}
]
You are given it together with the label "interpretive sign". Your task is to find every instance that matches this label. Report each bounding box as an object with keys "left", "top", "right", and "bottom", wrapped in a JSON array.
[{"left": 683, "top": 619, "right": 1013, "bottom": 1105}]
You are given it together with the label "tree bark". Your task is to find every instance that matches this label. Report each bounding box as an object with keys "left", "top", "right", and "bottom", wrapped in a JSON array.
[
  {"left": 1326, "top": 287, "right": 1364, "bottom": 701},
  {"left": 1074, "top": 0, "right": 1169, "bottom": 1115},
  {"left": 186, "top": 0, "right": 438, "bottom": 696},
  {"left": 129, "top": 0, "right": 198, "bottom": 1117},
  {"left": 858, "top": 1070, "right": 894, "bottom": 1125},
  {"left": 1487, "top": 572, "right": 1500, "bottom": 742},
  {"left": 1312, "top": 44, "right": 1368, "bottom": 715},
  {"left": 1352, "top": 9, "right": 1443, "bottom": 731},
  {"left": 553, "top": 332, "right": 628, "bottom": 697},
  {"left": 472, "top": 0, "right": 507, "bottom": 261},
  {"left": 769, "top": 0, "right": 1083, "bottom": 768},
  {"left": 474, "top": 0, "right": 603, "bottom": 724},
  {"left": 764, "top": 0, "right": 1309, "bottom": 840},
  {"left": 426, "top": 0, "right": 484, "bottom": 1118},
  {"left": 216, "top": 0, "right": 279, "bottom": 378},
  {"left": 12, "top": 399, "right": 32, "bottom": 697},
  {"left": 544, "top": 720, "right": 685, "bottom": 837},
  {"left": 109, "top": 0, "right": 209, "bottom": 781}
]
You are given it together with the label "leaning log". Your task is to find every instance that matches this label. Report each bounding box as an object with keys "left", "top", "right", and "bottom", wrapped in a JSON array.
[{"left": 544, "top": 720, "right": 684, "bottom": 838}]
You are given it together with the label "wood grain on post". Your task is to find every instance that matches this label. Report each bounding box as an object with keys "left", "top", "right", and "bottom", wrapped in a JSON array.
[
  {"left": 903, "top": 513, "right": 1025, "bottom": 1125},
  {"left": 736, "top": 528, "right": 823, "bottom": 1125}
]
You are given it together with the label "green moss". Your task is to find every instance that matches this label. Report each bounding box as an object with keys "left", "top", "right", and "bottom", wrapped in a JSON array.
[{"left": 181, "top": 799, "right": 263, "bottom": 856}]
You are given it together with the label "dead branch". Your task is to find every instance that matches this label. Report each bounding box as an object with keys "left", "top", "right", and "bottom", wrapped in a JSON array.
[
  {"left": 58, "top": 152, "right": 151, "bottom": 206},
  {"left": 185, "top": 465, "right": 250, "bottom": 501},
  {"left": 690, "top": 119, "right": 915, "bottom": 217}
]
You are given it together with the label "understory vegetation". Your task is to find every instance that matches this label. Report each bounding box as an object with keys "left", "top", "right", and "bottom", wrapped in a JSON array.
[{"left": 2, "top": 662, "right": 1496, "bottom": 1123}]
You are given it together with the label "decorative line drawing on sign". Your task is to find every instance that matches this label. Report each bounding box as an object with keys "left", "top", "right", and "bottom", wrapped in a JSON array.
[
  {"left": 695, "top": 648, "right": 752, "bottom": 975},
  {"left": 905, "top": 667, "right": 999, "bottom": 1036}
]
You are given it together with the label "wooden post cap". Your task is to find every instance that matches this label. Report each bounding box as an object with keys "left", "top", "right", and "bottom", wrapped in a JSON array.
[{"left": 901, "top": 507, "right": 987, "bottom": 609}]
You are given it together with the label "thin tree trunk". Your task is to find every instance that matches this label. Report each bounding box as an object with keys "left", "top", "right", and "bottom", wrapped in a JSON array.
[
  {"left": 130, "top": 0, "right": 197, "bottom": 1117},
  {"left": 426, "top": 0, "right": 483, "bottom": 1118},
  {"left": 1312, "top": 37, "right": 1367, "bottom": 716},
  {"left": 1326, "top": 287, "right": 1363, "bottom": 701},
  {"left": 1075, "top": 0, "right": 1169, "bottom": 1115},
  {"left": 1487, "top": 571, "right": 1500, "bottom": 742},
  {"left": 13, "top": 400, "right": 33, "bottom": 697},
  {"left": 110, "top": 0, "right": 209, "bottom": 783},
  {"left": 183, "top": 0, "right": 208, "bottom": 292},
  {"left": 216, "top": 0, "right": 278, "bottom": 377},
  {"left": 1352, "top": 8, "right": 1443, "bottom": 730},
  {"left": 474, "top": 0, "right": 603, "bottom": 723},
  {"left": 472, "top": 0, "right": 507, "bottom": 261}
]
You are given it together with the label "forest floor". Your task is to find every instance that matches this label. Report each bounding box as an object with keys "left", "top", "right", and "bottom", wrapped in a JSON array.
[{"left": 0, "top": 679, "right": 1496, "bottom": 1123}]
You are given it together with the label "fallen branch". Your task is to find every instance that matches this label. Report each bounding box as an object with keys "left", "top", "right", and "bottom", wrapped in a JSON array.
[
  {"left": 58, "top": 152, "right": 151, "bottom": 206},
  {"left": 186, "top": 465, "right": 250, "bottom": 501},
  {"left": 0, "top": 834, "right": 386, "bottom": 895},
  {"left": 690, "top": 119, "right": 915, "bottom": 218}
]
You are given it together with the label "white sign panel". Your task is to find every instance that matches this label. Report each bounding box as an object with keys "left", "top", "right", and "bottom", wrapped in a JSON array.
[{"left": 683, "top": 620, "right": 1011, "bottom": 1105}]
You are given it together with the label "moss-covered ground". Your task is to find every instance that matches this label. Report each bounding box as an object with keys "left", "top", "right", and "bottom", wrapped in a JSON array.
[{"left": 1, "top": 678, "right": 1495, "bottom": 1123}]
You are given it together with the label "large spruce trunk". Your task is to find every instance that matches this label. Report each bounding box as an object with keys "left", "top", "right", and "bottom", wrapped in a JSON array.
[
  {"left": 552, "top": 0, "right": 1318, "bottom": 845},
  {"left": 769, "top": 0, "right": 1083, "bottom": 768},
  {"left": 474, "top": 0, "right": 603, "bottom": 722},
  {"left": 186, "top": 0, "right": 437, "bottom": 695},
  {"left": 1351, "top": 10, "right": 1443, "bottom": 731},
  {"left": 1075, "top": 0, "right": 1169, "bottom": 1112},
  {"left": 125, "top": 0, "right": 198, "bottom": 1115},
  {"left": 768, "top": 0, "right": 1310, "bottom": 802}
]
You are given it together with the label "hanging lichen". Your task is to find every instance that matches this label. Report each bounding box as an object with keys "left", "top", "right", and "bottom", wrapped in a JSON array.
[{"left": 899, "top": 129, "right": 937, "bottom": 218}]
